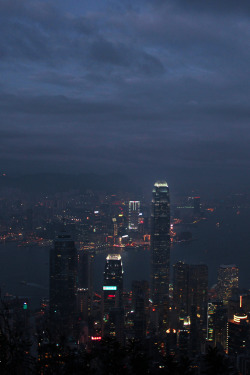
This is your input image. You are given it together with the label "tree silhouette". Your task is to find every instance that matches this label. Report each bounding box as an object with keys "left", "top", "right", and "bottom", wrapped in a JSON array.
[{"left": 202, "top": 346, "right": 238, "bottom": 375}]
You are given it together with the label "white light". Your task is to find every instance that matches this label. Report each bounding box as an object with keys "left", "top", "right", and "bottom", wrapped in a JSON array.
[{"left": 154, "top": 180, "right": 168, "bottom": 187}]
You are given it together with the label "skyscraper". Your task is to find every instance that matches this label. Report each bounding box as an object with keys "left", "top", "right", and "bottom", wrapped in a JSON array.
[
  {"left": 102, "top": 254, "right": 124, "bottom": 342},
  {"left": 188, "top": 264, "right": 208, "bottom": 326},
  {"left": 172, "top": 262, "right": 209, "bottom": 354},
  {"left": 173, "top": 261, "right": 189, "bottom": 319},
  {"left": 207, "top": 301, "right": 228, "bottom": 349},
  {"left": 132, "top": 280, "right": 149, "bottom": 339},
  {"left": 77, "top": 249, "right": 95, "bottom": 318},
  {"left": 150, "top": 180, "right": 170, "bottom": 335},
  {"left": 217, "top": 264, "right": 239, "bottom": 305},
  {"left": 49, "top": 231, "right": 77, "bottom": 327},
  {"left": 128, "top": 201, "right": 140, "bottom": 230},
  {"left": 173, "top": 262, "right": 208, "bottom": 326}
]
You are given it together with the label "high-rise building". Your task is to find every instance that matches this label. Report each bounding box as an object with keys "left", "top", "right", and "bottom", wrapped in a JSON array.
[
  {"left": 188, "top": 264, "right": 208, "bottom": 325},
  {"left": 128, "top": 201, "right": 140, "bottom": 230},
  {"left": 173, "top": 262, "right": 208, "bottom": 325},
  {"left": 173, "top": 261, "right": 189, "bottom": 319},
  {"left": 132, "top": 280, "right": 149, "bottom": 340},
  {"left": 49, "top": 231, "right": 77, "bottom": 328},
  {"left": 207, "top": 301, "right": 228, "bottom": 349},
  {"left": 217, "top": 264, "right": 239, "bottom": 305},
  {"left": 77, "top": 249, "right": 95, "bottom": 318},
  {"left": 228, "top": 312, "right": 250, "bottom": 358},
  {"left": 150, "top": 180, "right": 170, "bottom": 335},
  {"left": 173, "top": 262, "right": 208, "bottom": 324},
  {"left": 173, "top": 262, "right": 208, "bottom": 355},
  {"left": 102, "top": 254, "right": 124, "bottom": 342}
]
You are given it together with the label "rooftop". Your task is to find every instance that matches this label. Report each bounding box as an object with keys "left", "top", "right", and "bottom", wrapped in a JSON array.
[
  {"left": 154, "top": 180, "right": 168, "bottom": 188},
  {"left": 106, "top": 254, "right": 122, "bottom": 261}
]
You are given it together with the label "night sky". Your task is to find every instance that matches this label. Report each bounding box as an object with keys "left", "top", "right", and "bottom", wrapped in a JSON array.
[{"left": 1, "top": 0, "right": 250, "bottom": 193}]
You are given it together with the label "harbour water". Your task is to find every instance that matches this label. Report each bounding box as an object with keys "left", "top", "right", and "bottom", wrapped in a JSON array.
[{"left": 0, "top": 207, "right": 249, "bottom": 307}]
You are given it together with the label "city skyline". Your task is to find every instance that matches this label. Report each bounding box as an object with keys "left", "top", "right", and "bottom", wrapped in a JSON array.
[
  {"left": 0, "top": 179, "right": 249, "bottom": 372},
  {"left": 1, "top": 0, "right": 250, "bottom": 371}
]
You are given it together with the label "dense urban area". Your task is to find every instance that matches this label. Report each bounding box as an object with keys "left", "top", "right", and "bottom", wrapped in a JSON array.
[{"left": 0, "top": 176, "right": 249, "bottom": 374}]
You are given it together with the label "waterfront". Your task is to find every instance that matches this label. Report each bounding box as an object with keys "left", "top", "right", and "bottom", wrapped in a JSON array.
[{"left": 0, "top": 206, "right": 249, "bottom": 308}]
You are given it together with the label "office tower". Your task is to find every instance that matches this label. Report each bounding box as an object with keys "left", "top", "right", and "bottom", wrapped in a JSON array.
[
  {"left": 207, "top": 301, "right": 228, "bottom": 349},
  {"left": 132, "top": 280, "right": 149, "bottom": 340},
  {"left": 49, "top": 231, "right": 77, "bottom": 328},
  {"left": 112, "top": 217, "right": 118, "bottom": 237},
  {"left": 77, "top": 288, "right": 89, "bottom": 321},
  {"left": 228, "top": 312, "right": 250, "bottom": 358},
  {"left": 128, "top": 201, "right": 140, "bottom": 230},
  {"left": 77, "top": 249, "right": 94, "bottom": 318},
  {"left": 173, "top": 262, "right": 208, "bottom": 324},
  {"left": 78, "top": 250, "right": 94, "bottom": 290},
  {"left": 173, "top": 261, "right": 189, "bottom": 319},
  {"left": 177, "top": 329, "right": 190, "bottom": 357},
  {"left": 173, "top": 262, "right": 208, "bottom": 355},
  {"left": 150, "top": 180, "right": 170, "bottom": 335},
  {"left": 102, "top": 254, "right": 124, "bottom": 342},
  {"left": 217, "top": 265, "right": 239, "bottom": 305},
  {"left": 188, "top": 264, "right": 208, "bottom": 326}
]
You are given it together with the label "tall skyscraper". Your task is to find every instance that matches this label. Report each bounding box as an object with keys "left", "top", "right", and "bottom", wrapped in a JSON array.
[
  {"left": 128, "top": 201, "right": 140, "bottom": 230},
  {"left": 150, "top": 180, "right": 170, "bottom": 335},
  {"left": 173, "top": 262, "right": 208, "bottom": 355},
  {"left": 207, "top": 301, "right": 228, "bottom": 349},
  {"left": 49, "top": 231, "right": 77, "bottom": 327},
  {"left": 132, "top": 280, "right": 149, "bottom": 339},
  {"left": 188, "top": 264, "right": 208, "bottom": 326},
  {"left": 77, "top": 249, "right": 95, "bottom": 318},
  {"left": 173, "top": 261, "right": 189, "bottom": 319},
  {"left": 173, "top": 262, "right": 208, "bottom": 326},
  {"left": 217, "top": 264, "right": 239, "bottom": 305},
  {"left": 102, "top": 254, "right": 124, "bottom": 342}
]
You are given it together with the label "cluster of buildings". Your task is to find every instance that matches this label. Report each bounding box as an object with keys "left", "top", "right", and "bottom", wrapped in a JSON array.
[
  {"left": 44, "top": 181, "right": 250, "bottom": 374},
  {"left": 1, "top": 181, "right": 250, "bottom": 373}
]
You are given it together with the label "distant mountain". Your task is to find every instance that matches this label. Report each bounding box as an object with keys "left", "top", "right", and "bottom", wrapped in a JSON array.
[{"left": 0, "top": 173, "right": 141, "bottom": 194}]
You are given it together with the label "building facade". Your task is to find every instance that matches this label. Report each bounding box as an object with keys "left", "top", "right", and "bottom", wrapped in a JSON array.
[
  {"left": 102, "top": 254, "right": 124, "bottom": 342},
  {"left": 150, "top": 180, "right": 170, "bottom": 335},
  {"left": 217, "top": 264, "right": 239, "bottom": 305},
  {"left": 128, "top": 201, "right": 140, "bottom": 230},
  {"left": 49, "top": 231, "right": 77, "bottom": 328}
]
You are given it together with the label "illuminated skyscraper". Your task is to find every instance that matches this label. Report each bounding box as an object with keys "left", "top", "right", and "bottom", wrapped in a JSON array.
[
  {"left": 102, "top": 254, "right": 124, "bottom": 342},
  {"left": 49, "top": 231, "right": 77, "bottom": 327},
  {"left": 217, "top": 264, "right": 239, "bottom": 305},
  {"left": 207, "top": 301, "right": 227, "bottom": 349},
  {"left": 150, "top": 180, "right": 170, "bottom": 334},
  {"left": 129, "top": 201, "right": 140, "bottom": 230}
]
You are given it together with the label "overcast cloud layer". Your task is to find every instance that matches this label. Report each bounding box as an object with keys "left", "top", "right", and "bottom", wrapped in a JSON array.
[{"left": 1, "top": 0, "right": 250, "bottom": 193}]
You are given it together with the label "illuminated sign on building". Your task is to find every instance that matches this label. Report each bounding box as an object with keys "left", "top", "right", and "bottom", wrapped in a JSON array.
[{"left": 103, "top": 286, "right": 117, "bottom": 291}]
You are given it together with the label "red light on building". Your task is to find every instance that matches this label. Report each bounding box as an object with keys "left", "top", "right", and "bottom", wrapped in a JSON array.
[
  {"left": 108, "top": 294, "right": 116, "bottom": 298},
  {"left": 91, "top": 336, "right": 102, "bottom": 341}
]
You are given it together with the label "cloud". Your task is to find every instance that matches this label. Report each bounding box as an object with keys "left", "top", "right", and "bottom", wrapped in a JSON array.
[{"left": 0, "top": 0, "right": 250, "bottom": 191}]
